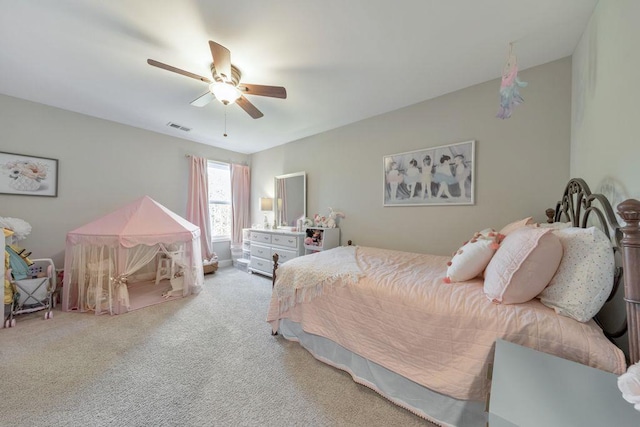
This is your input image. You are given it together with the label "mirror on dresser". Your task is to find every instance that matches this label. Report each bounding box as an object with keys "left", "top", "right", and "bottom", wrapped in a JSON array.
[{"left": 274, "top": 171, "right": 306, "bottom": 228}]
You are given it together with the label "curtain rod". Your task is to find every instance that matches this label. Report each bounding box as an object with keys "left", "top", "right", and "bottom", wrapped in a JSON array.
[{"left": 184, "top": 154, "right": 247, "bottom": 166}]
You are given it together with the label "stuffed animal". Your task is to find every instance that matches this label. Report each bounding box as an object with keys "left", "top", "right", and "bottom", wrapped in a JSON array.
[
  {"left": 314, "top": 214, "right": 328, "bottom": 228},
  {"left": 163, "top": 272, "right": 184, "bottom": 299},
  {"left": 325, "top": 207, "right": 346, "bottom": 228},
  {"left": 305, "top": 229, "right": 314, "bottom": 246}
]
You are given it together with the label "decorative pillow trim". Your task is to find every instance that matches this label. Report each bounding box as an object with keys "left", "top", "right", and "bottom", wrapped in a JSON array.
[{"left": 444, "top": 229, "right": 504, "bottom": 284}]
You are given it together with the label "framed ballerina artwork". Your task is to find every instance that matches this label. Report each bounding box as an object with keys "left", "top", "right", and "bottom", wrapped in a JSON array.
[{"left": 383, "top": 140, "right": 475, "bottom": 207}]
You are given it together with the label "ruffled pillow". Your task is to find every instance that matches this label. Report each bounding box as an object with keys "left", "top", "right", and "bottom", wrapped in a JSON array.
[
  {"left": 534, "top": 221, "right": 573, "bottom": 230},
  {"left": 444, "top": 229, "right": 504, "bottom": 283},
  {"left": 484, "top": 227, "right": 563, "bottom": 304},
  {"left": 499, "top": 217, "right": 534, "bottom": 235},
  {"left": 538, "top": 227, "right": 614, "bottom": 322}
]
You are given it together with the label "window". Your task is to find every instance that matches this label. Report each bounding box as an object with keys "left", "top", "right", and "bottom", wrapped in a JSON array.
[{"left": 208, "top": 161, "right": 231, "bottom": 241}]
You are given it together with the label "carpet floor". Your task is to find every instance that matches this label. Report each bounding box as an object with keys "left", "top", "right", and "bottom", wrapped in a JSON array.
[{"left": 0, "top": 267, "right": 433, "bottom": 426}]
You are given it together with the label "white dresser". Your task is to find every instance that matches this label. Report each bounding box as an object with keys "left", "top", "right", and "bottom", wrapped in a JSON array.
[{"left": 248, "top": 229, "right": 305, "bottom": 277}]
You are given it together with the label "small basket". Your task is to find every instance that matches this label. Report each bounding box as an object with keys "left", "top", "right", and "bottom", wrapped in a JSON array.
[
  {"left": 8, "top": 175, "right": 41, "bottom": 191},
  {"left": 203, "top": 262, "right": 219, "bottom": 275}
]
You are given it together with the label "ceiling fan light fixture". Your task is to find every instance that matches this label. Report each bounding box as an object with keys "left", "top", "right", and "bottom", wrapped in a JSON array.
[
  {"left": 148, "top": 40, "right": 282, "bottom": 119},
  {"left": 210, "top": 82, "right": 240, "bottom": 105}
]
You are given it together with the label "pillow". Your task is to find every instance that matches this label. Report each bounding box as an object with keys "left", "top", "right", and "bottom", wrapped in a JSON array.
[
  {"left": 535, "top": 221, "right": 573, "bottom": 230},
  {"left": 538, "top": 227, "right": 614, "bottom": 322},
  {"left": 445, "top": 228, "right": 503, "bottom": 283},
  {"left": 499, "top": 217, "right": 534, "bottom": 235},
  {"left": 484, "top": 227, "right": 563, "bottom": 304}
]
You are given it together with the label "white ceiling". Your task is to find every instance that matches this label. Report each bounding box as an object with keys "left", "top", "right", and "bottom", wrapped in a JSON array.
[{"left": 0, "top": 1, "right": 598, "bottom": 154}]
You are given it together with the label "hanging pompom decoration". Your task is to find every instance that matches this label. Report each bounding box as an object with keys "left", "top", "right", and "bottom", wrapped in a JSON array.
[{"left": 497, "top": 43, "right": 528, "bottom": 119}]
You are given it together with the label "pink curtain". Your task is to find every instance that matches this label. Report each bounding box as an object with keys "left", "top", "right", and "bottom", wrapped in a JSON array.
[
  {"left": 187, "top": 156, "right": 214, "bottom": 260},
  {"left": 230, "top": 163, "right": 251, "bottom": 247}
]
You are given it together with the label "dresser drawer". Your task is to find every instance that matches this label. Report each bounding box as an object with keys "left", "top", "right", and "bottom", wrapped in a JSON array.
[
  {"left": 249, "top": 257, "right": 272, "bottom": 274},
  {"left": 272, "top": 248, "right": 298, "bottom": 264},
  {"left": 271, "top": 234, "right": 299, "bottom": 249},
  {"left": 251, "top": 244, "right": 271, "bottom": 259},
  {"left": 251, "top": 231, "right": 272, "bottom": 245},
  {"left": 247, "top": 229, "right": 304, "bottom": 277}
]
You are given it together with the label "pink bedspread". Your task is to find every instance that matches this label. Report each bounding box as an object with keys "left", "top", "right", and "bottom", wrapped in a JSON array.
[{"left": 267, "top": 246, "right": 626, "bottom": 401}]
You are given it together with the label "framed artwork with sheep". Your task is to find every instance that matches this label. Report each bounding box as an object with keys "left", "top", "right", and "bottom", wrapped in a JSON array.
[{"left": 383, "top": 140, "right": 475, "bottom": 206}]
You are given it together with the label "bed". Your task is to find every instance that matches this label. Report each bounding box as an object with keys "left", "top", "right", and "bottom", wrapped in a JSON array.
[{"left": 266, "top": 178, "right": 640, "bottom": 426}]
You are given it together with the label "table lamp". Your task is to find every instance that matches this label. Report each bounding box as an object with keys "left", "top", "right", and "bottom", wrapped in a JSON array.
[{"left": 260, "top": 197, "right": 273, "bottom": 229}]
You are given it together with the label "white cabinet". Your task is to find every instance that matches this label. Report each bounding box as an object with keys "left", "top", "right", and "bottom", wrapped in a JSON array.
[
  {"left": 248, "top": 229, "right": 305, "bottom": 277},
  {"left": 303, "top": 227, "right": 340, "bottom": 254}
]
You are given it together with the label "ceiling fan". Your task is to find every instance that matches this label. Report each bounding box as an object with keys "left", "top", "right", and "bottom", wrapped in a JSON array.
[{"left": 147, "top": 40, "right": 286, "bottom": 119}]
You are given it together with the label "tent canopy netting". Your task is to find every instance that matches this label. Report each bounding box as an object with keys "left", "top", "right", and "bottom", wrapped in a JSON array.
[{"left": 62, "top": 196, "right": 204, "bottom": 315}]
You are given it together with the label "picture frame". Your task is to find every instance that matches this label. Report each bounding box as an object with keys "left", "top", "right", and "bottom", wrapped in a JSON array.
[
  {"left": 383, "top": 140, "right": 475, "bottom": 206},
  {"left": 0, "top": 151, "right": 58, "bottom": 197}
]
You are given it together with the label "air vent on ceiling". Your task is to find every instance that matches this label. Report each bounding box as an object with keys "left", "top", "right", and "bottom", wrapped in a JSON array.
[{"left": 166, "top": 122, "right": 191, "bottom": 132}]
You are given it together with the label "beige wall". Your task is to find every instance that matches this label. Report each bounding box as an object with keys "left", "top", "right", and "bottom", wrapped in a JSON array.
[
  {"left": 0, "top": 56, "right": 576, "bottom": 266},
  {"left": 251, "top": 58, "right": 572, "bottom": 256},
  {"left": 570, "top": 0, "right": 639, "bottom": 355},
  {"left": 0, "top": 94, "right": 249, "bottom": 266},
  {"left": 571, "top": 0, "right": 640, "bottom": 200}
]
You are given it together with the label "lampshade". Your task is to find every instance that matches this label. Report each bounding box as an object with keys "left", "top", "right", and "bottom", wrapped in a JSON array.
[
  {"left": 210, "top": 82, "right": 241, "bottom": 105},
  {"left": 260, "top": 197, "right": 273, "bottom": 211}
]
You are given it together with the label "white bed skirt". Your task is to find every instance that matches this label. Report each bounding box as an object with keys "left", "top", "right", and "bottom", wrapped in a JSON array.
[{"left": 278, "top": 319, "right": 487, "bottom": 427}]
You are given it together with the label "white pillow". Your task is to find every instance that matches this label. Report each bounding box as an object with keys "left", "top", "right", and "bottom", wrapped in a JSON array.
[
  {"left": 538, "top": 227, "right": 614, "bottom": 322},
  {"left": 445, "top": 228, "right": 502, "bottom": 283}
]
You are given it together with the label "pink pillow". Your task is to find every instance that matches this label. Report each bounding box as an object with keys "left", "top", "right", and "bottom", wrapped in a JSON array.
[
  {"left": 483, "top": 227, "right": 563, "bottom": 304},
  {"left": 499, "top": 217, "right": 534, "bottom": 235},
  {"left": 445, "top": 229, "right": 503, "bottom": 283}
]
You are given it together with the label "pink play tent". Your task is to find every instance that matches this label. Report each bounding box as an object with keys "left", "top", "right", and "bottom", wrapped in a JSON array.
[{"left": 62, "top": 196, "right": 204, "bottom": 315}]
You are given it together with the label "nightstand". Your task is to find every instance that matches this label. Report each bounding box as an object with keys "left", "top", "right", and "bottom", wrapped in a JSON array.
[
  {"left": 489, "top": 339, "right": 640, "bottom": 426},
  {"left": 303, "top": 227, "right": 339, "bottom": 254}
]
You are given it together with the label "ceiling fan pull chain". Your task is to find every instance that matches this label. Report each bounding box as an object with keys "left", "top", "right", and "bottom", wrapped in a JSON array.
[{"left": 224, "top": 105, "right": 228, "bottom": 137}]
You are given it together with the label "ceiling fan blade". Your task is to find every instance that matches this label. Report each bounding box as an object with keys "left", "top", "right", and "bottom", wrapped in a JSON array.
[
  {"left": 236, "top": 95, "right": 264, "bottom": 119},
  {"left": 147, "top": 59, "right": 212, "bottom": 83},
  {"left": 209, "top": 41, "right": 232, "bottom": 82},
  {"left": 238, "top": 83, "right": 287, "bottom": 99},
  {"left": 190, "top": 91, "right": 215, "bottom": 107}
]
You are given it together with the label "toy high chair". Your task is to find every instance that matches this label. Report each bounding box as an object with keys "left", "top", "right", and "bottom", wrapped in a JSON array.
[{"left": 155, "top": 246, "right": 184, "bottom": 285}]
